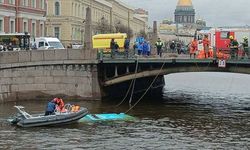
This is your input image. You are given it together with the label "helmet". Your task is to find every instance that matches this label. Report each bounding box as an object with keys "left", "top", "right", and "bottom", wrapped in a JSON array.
[
  {"left": 229, "top": 35, "right": 234, "bottom": 40},
  {"left": 243, "top": 36, "right": 248, "bottom": 40}
]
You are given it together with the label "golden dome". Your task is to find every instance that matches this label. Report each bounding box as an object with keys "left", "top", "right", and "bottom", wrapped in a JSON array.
[{"left": 177, "top": 0, "right": 193, "bottom": 6}]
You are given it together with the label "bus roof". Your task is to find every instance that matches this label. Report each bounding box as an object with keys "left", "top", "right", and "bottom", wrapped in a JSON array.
[{"left": 0, "top": 33, "right": 30, "bottom": 36}]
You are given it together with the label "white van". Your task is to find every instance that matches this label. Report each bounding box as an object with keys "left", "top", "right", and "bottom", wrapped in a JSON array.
[{"left": 35, "top": 37, "right": 65, "bottom": 50}]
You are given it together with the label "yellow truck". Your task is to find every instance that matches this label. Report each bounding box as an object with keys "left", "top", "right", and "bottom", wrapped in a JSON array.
[{"left": 92, "top": 33, "right": 127, "bottom": 53}]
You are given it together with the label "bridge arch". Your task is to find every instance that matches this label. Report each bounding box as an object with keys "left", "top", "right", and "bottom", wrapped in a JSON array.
[{"left": 102, "top": 59, "right": 250, "bottom": 86}]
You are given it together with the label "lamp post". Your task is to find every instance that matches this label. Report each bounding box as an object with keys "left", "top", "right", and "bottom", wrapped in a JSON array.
[{"left": 81, "top": 19, "right": 85, "bottom": 45}]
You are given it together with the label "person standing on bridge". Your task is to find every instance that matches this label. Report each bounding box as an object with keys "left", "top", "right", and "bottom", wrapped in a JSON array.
[
  {"left": 147, "top": 41, "right": 151, "bottom": 56},
  {"left": 242, "top": 36, "right": 249, "bottom": 59},
  {"left": 176, "top": 42, "right": 182, "bottom": 55},
  {"left": 202, "top": 35, "right": 210, "bottom": 59},
  {"left": 155, "top": 38, "right": 164, "bottom": 57},
  {"left": 229, "top": 35, "right": 239, "bottom": 60},
  {"left": 190, "top": 38, "right": 198, "bottom": 59},
  {"left": 124, "top": 37, "right": 130, "bottom": 58},
  {"left": 110, "top": 38, "right": 116, "bottom": 58},
  {"left": 170, "top": 41, "right": 176, "bottom": 53}
]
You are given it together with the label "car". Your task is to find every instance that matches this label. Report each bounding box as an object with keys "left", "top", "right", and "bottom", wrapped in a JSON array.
[{"left": 37, "top": 46, "right": 55, "bottom": 50}]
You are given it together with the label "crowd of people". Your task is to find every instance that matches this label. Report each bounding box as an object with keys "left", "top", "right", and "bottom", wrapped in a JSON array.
[
  {"left": 0, "top": 42, "right": 14, "bottom": 51},
  {"left": 108, "top": 35, "right": 249, "bottom": 60},
  {"left": 133, "top": 36, "right": 152, "bottom": 57}
]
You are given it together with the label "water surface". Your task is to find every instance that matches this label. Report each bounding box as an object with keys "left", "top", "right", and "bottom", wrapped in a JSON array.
[{"left": 0, "top": 72, "right": 249, "bottom": 149}]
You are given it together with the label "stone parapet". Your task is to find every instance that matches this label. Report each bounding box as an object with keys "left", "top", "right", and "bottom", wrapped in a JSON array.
[
  {"left": 0, "top": 49, "right": 100, "bottom": 102},
  {"left": 0, "top": 49, "right": 96, "bottom": 65}
]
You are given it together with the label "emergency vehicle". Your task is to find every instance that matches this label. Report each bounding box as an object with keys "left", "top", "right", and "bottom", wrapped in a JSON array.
[
  {"left": 92, "top": 33, "right": 127, "bottom": 53},
  {"left": 196, "top": 27, "right": 250, "bottom": 59}
]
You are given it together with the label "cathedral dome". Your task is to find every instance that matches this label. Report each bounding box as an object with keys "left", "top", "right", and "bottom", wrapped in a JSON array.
[
  {"left": 177, "top": 0, "right": 193, "bottom": 6},
  {"left": 175, "top": 0, "right": 195, "bottom": 24}
]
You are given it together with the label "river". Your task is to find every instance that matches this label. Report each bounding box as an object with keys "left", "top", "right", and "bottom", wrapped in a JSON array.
[{"left": 0, "top": 72, "right": 249, "bottom": 149}]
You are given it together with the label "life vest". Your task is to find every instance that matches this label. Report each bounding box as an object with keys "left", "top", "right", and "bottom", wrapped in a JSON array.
[
  {"left": 202, "top": 38, "right": 210, "bottom": 47},
  {"left": 156, "top": 41, "right": 163, "bottom": 47},
  {"left": 190, "top": 40, "right": 198, "bottom": 54},
  {"left": 71, "top": 105, "right": 80, "bottom": 112},
  {"left": 53, "top": 98, "right": 65, "bottom": 112}
]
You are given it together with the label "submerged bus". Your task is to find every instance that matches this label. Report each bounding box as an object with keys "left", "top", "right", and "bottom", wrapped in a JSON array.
[{"left": 0, "top": 32, "right": 30, "bottom": 51}]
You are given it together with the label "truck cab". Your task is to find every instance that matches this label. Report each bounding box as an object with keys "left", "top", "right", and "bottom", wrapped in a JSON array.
[
  {"left": 215, "top": 31, "right": 234, "bottom": 51},
  {"left": 35, "top": 37, "right": 65, "bottom": 50}
]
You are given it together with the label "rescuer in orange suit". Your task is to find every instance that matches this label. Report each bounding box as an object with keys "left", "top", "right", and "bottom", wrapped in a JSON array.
[
  {"left": 202, "top": 34, "right": 210, "bottom": 58},
  {"left": 53, "top": 97, "right": 65, "bottom": 112},
  {"left": 45, "top": 97, "right": 65, "bottom": 115},
  {"left": 190, "top": 38, "right": 198, "bottom": 59}
]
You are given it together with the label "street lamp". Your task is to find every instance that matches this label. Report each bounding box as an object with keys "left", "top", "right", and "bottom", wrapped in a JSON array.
[{"left": 81, "top": 19, "right": 86, "bottom": 45}]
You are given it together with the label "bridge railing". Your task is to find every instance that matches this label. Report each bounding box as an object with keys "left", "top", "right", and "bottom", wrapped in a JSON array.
[
  {"left": 0, "top": 49, "right": 97, "bottom": 65},
  {"left": 97, "top": 47, "right": 250, "bottom": 61}
]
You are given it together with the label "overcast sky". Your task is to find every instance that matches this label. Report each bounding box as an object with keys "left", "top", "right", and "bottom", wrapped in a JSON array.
[{"left": 120, "top": 0, "right": 250, "bottom": 27}]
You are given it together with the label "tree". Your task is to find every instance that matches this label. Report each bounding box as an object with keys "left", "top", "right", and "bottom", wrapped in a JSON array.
[
  {"left": 114, "top": 23, "right": 133, "bottom": 39},
  {"left": 95, "top": 17, "right": 110, "bottom": 34}
]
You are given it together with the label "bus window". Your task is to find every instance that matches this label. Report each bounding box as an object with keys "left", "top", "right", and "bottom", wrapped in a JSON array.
[{"left": 45, "top": 42, "right": 48, "bottom": 46}]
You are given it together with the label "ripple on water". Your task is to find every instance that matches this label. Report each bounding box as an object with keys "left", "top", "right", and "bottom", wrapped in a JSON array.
[{"left": 0, "top": 73, "right": 249, "bottom": 149}]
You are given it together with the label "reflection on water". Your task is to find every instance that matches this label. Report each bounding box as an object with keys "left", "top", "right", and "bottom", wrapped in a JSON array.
[{"left": 0, "top": 72, "right": 249, "bottom": 149}]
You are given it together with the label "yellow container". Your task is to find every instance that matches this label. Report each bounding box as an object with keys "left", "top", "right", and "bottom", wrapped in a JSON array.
[{"left": 92, "top": 33, "right": 127, "bottom": 53}]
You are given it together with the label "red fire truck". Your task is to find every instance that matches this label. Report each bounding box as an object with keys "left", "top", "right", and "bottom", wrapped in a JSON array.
[{"left": 197, "top": 28, "right": 249, "bottom": 59}]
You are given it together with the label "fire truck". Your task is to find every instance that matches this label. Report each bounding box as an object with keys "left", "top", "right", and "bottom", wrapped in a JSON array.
[{"left": 196, "top": 27, "right": 250, "bottom": 59}]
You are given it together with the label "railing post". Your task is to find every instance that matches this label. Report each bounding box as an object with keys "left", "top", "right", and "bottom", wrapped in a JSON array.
[
  {"left": 126, "top": 65, "right": 129, "bottom": 73},
  {"left": 104, "top": 67, "right": 107, "bottom": 80},
  {"left": 115, "top": 65, "right": 118, "bottom": 77}
]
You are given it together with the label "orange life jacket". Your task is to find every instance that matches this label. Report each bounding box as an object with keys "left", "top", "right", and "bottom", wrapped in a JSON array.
[
  {"left": 202, "top": 38, "right": 210, "bottom": 47},
  {"left": 71, "top": 105, "right": 80, "bottom": 112}
]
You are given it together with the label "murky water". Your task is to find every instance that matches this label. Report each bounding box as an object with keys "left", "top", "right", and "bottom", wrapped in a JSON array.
[{"left": 0, "top": 72, "right": 250, "bottom": 149}]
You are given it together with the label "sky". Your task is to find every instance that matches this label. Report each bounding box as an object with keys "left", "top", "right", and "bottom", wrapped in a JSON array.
[{"left": 120, "top": 0, "right": 250, "bottom": 27}]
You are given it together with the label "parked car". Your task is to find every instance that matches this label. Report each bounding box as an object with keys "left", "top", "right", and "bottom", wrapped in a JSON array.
[{"left": 35, "top": 37, "right": 65, "bottom": 50}]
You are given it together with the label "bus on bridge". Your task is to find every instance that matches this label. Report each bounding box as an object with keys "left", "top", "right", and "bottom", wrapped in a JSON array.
[{"left": 0, "top": 32, "right": 30, "bottom": 51}]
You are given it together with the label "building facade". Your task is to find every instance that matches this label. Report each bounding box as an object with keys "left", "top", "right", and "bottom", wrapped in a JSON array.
[
  {"left": 174, "top": 0, "right": 195, "bottom": 24},
  {"left": 46, "top": 0, "right": 147, "bottom": 47},
  {"left": 134, "top": 8, "right": 148, "bottom": 33},
  {"left": 0, "top": 0, "right": 46, "bottom": 37},
  {"left": 46, "top": 0, "right": 112, "bottom": 47}
]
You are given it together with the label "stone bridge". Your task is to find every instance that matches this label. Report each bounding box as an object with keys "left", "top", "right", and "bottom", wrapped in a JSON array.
[
  {"left": 99, "top": 58, "right": 250, "bottom": 98},
  {"left": 1, "top": 49, "right": 250, "bottom": 102},
  {"left": 0, "top": 49, "right": 100, "bottom": 102}
]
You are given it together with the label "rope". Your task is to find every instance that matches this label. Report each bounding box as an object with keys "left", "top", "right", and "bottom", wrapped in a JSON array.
[
  {"left": 115, "top": 56, "right": 139, "bottom": 107},
  {"left": 125, "top": 59, "right": 166, "bottom": 114}
]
